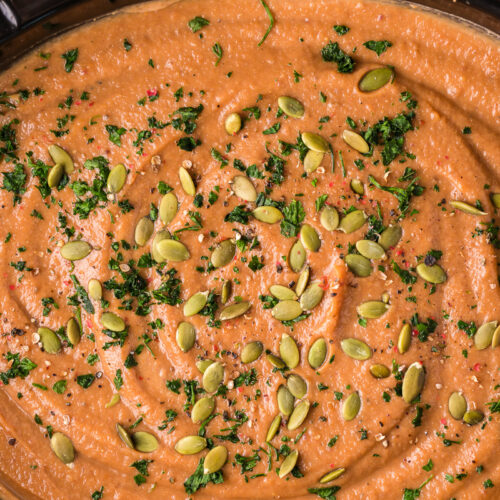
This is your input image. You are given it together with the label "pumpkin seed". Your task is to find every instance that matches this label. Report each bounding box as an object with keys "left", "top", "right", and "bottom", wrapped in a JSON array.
[
  {"left": 252, "top": 206, "right": 283, "bottom": 223},
  {"left": 279, "top": 449, "right": 298, "bottom": 479},
  {"left": 48, "top": 163, "right": 64, "bottom": 188},
  {"left": 339, "top": 210, "right": 366, "bottom": 234},
  {"left": 60, "top": 240, "right": 92, "bottom": 261},
  {"left": 280, "top": 334, "right": 300, "bottom": 369},
  {"left": 342, "top": 392, "right": 361, "bottom": 421},
  {"left": 289, "top": 240, "right": 306, "bottom": 272},
  {"left": 345, "top": 254, "right": 372, "bottom": 277},
  {"left": 340, "top": 338, "right": 372, "bottom": 361},
  {"left": 463, "top": 409, "right": 484, "bottom": 425},
  {"left": 101, "top": 312, "right": 125, "bottom": 332},
  {"left": 491, "top": 193, "right": 500, "bottom": 208},
  {"left": 179, "top": 167, "right": 196, "bottom": 196},
  {"left": 88, "top": 279, "right": 102, "bottom": 300},
  {"left": 107, "top": 163, "right": 127, "bottom": 194},
  {"left": 196, "top": 359, "right": 214, "bottom": 373},
  {"left": 66, "top": 318, "right": 81, "bottom": 346},
  {"left": 492, "top": 325, "right": 500, "bottom": 348},
  {"left": 225, "top": 112, "right": 242, "bottom": 135},
  {"left": 183, "top": 292, "right": 208, "bottom": 317},
  {"left": 270, "top": 285, "right": 297, "bottom": 301},
  {"left": 232, "top": 175, "right": 257, "bottom": 202},
  {"left": 202, "top": 362, "right": 224, "bottom": 393},
  {"left": 221, "top": 280, "right": 232, "bottom": 304},
  {"left": 277, "top": 385, "right": 295, "bottom": 416},
  {"left": 175, "top": 435, "right": 206, "bottom": 455},
  {"left": 416, "top": 263, "right": 446, "bottom": 284},
  {"left": 358, "top": 67, "right": 394, "bottom": 92},
  {"left": 342, "top": 130, "right": 369, "bottom": 153},
  {"left": 116, "top": 423, "right": 134, "bottom": 449},
  {"left": 278, "top": 96, "right": 304, "bottom": 118},
  {"left": 287, "top": 374, "right": 307, "bottom": 399},
  {"left": 273, "top": 301, "right": 303, "bottom": 322},
  {"left": 448, "top": 392, "right": 467, "bottom": 420},
  {"left": 211, "top": 239, "right": 236, "bottom": 268},
  {"left": 304, "top": 150, "right": 324, "bottom": 174},
  {"left": 157, "top": 239, "right": 190, "bottom": 261},
  {"left": 295, "top": 265, "right": 310, "bottom": 297},
  {"left": 450, "top": 200, "right": 487, "bottom": 216},
  {"left": 378, "top": 224, "right": 402, "bottom": 250},
  {"left": 266, "top": 353, "right": 286, "bottom": 370},
  {"left": 220, "top": 301, "right": 251, "bottom": 321},
  {"left": 132, "top": 431, "right": 159, "bottom": 453},
  {"left": 356, "top": 240, "right": 386, "bottom": 260},
  {"left": 241, "top": 341, "right": 263, "bottom": 364},
  {"left": 320, "top": 206, "right": 339, "bottom": 231},
  {"left": 176, "top": 322, "right": 196, "bottom": 352},
  {"left": 287, "top": 400, "right": 310, "bottom": 430},
  {"left": 50, "top": 432, "right": 74, "bottom": 464},
  {"left": 204, "top": 445, "right": 228, "bottom": 474},
  {"left": 356, "top": 300, "right": 389, "bottom": 319},
  {"left": 159, "top": 192, "right": 178, "bottom": 224},
  {"left": 38, "top": 327, "right": 61, "bottom": 354},
  {"left": 308, "top": 338, "right": 327, "bottom": 369},
  {"left": 105, "top": 393, "right": 120, "bottom": 408},
  {"left": 266, "top": 414, "right": 282, "bottom": 442},
  {"left": 299, "top": 282, "right": 324, "bottom": 311},
  {"left": 48, "top": 145, "right": 74, "bottom": 174},
  {"left": 397, "top": 324, "right": 411, "bottom": 354},
  {"left": 474, "top": 321, "right": 498, "bottom": 350},
  {"left": 320, "top": 468, "right": 346, "bottom": 483},
  {"left": 301, "top": 132, "right": 329, "bottom": 153},
  {"left": 135, "top": 216, "right": 154, "bottom": 247},
  {"left": 191, "top": 397, "right": 215, "bottom": 423},
  {"left": 152, "top": 230, "right": 171, "bottom": 263},
  {"left": 402, "top": 362, "right": 425, "bottom": 403},
  {"left": 369, "top": 364, "right": 390, "bottom": 378},
  {"left": 350, "top": 179, "right": 364, "bottom": 195},
  {"left": 300, "top": 224, "right": 321, "bottom": 252}
]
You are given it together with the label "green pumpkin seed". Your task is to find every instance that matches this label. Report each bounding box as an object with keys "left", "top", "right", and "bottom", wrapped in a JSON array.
[
  {"left": 287, "top": 400, "right": 310, "bottom": 430},
  {"left": 152, "top": 230, "right": 171, "bottom": 263},
  {"left": 266, "top": 414, "right": 282, "bottom": 442},
  {"left": 221, "top": 280, "right": 232, "bottom": 304},
  {"left": 300, "top": 224, "right": 321, "bottom": 252},
  {"left": 66, "top": 318, "right": 81, "bottom": 346},
  {"left": 159, "top": 192, "right": 178, "bottom": 224},
  {"left": 273, "top": 301, "right": 303, "bottom": 322},
  {"left": 402, "top": 362, "right": 425, "bottom": 403},
  {"left": 287, "top": 374, "right": 307, "bottom": 399},
  {"left": 358, "top": 67, "right": 394, "bottom": 92},
  {"left": 232, "top": 175, "right": 257, "bottom": 202},
  {"left": 491, "top": 193, "right": 500, "bottom": 208},
  {"left": 398, "top": 324, "right": 411, "bottom": 354},
  {"left": 211, "top": 239, "right": 236, "bottom": 268},
  {"left": 278, "top": 96, "right": 304, "bottom": 118},
  {"left": 492, "top": 325, "right": 500, "bottom": 348},
  {"left": 134, "top": 216, "right": 154, "bottom": 247},
  {"left": 202, "top": 362, "right": 224, "bottom": 393},
  {"left": 345, "top": 254, "right": 372, "bottom": 277},
  {"left": 179, "top": 167, "right": 196, "bottom": 196},
  {"left": 116, "top": 423, "right": 134, "bottom": 449},
  {"left": 176, "top": 322, "right": 196, "bottom": 352},
  {"left": 279, "top": 449, "right": 298, "bottom": 478},
  {"left": 301, "top": 132, "right": 329, "bottom": 153},
  {"left": 266, "top": 353, "right": 286, "bottom": 370},
  {"left": 295, "top": 265, "right": 310, "bottom": 297},
  {"left": 204, "top": 445, "right": 228, "bottom": 474},
  {"left": 369, "top": 364, "right": 390, "bottom": 378},
  {"left": 241, "top": 341, "right": 263, "bottom": 364},
  {"left": 60, "top": 240, "right": 92, "bottom": 261},
  {"left": 350, "top": 179, "right": 364, "bottom": 195},
  {"left": 105, "top": 393, "right": 120, "bottom": 408},
  {"left": 252, "top": 206, "right": 283, "bottom": 223},
  {"left": 270, "top": 285, "right": 297, "bottom": 301},
  {"left": 175, "top": 435, "right": 206, "bottom": 455},
  {"left": 277, "top": 385, "right": 295, "bottom": 416},
  {"left": 299, "top": 282, "right": 324, "bottom": 311},
  {"left": 101, "top": 312, "right": 125, "bottom": 332},
  {"left": 48, "top": 163, "right": 64, "bottom": 188},
  {"left": 50, "top": 432, "right": 74, "bottom": 464},
  {"left": 356, "top": 300, "right": 389, "bottom": 319},
  {"left": 342, "top": 130, "right": 369, "bottom": 153},
  {"left": 304, "top": 150, "right": 324, "bottom": 173},
  {"left": 342, "top": 392, "right": 361, "bottom": 421},
  {"left": 220, "top": 301, "right": 251, "bottom": 321},
  {"left": 157, "top": 239, "right": 190, "bottom": 261},
  {"left": 88, "top": 279, "right": 102, "bottom": 300},
  {"left": 196, "top": 359, "right": 214, "bottom": 373},
  {"left": 450, "top": 200, "right": 487, "bottom": 216},
  {"left": 289, "top": 239, "right": 306, "bottom": 272},
  {"left": 340, "top": 338, "right": 372, "bottom": 360},
  {"left": 107, "top": 163, "right": 127, "bottom": 194},
  {"left": 463, "top": 409, "right": 484, "bottom": 425},
  {"left": 38, "top": 327, "right": 61, "bottom": 354},
  {"left": 191, "top": 397, "right": 215, "bottom": 423},
  {"left": 132, "top": 431, "right": 159, "bottom": 453},
  {"left": 225, "top": 112, "right": 242, "bottom": 135},
  {"left": 280, "top": 334, "right": 300, "bottom": 369},
  {"left": 448, "top": 392, "right": 467, "bottom": 420},
  {"left": 339, "top": 210, "right": 366, "bottom": 234},
  {"left": 416, "top": 263, "right": 446, "bottom": 284},
  {"left": 474, "top": 321, "right": 498, "bottom": 350},
  {"left": 308, "top": 338, "right": 327, "bottom": 369},
  {"left": 184, "top": 292, "right": 208, "bottom": 317},
  {"left": 320, "top": 206, "right": 339, "bottom": 231},
  {"left": 48, "top": 145, "right": 74, "bottom": 174},
  {"left": 320, "top": 467, "right": 346, "bottom": 483},
  {"left": 378, "top": 224, "right": 402, "bottom": 250},
  {"left": 356, "top": 240, "right": 386, "bottom": 260}
]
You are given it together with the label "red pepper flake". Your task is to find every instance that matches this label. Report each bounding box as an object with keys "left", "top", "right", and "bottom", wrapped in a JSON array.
[
  {"left": 396, "top": 250, "right": 404, "bottom": 256},
  {"left": 75, "top": 100, "right": 81, "bottom": 106},
  {"left": 328, "top": 182, "right": 334, "bottom": 188},
  {"left": 237, "top": 387, "right": 243, "bottom": 393},
  {"left": 393, "top": 345, "right": 398, "bottom": 352},
  {"left": 88, "top": 101, "right": 94, "bottom": 107},
  {"left": 8, "top": 284, "right": 15, "bottom": 290},
  {"left": 412, "top": 329, "right": 419, "bottom": 337},
  {"left": 146, "top": 89, "right": 158, "bottom": 97},
  {"left": 213, "top": 345, "right": 219, "bottom": 352},
  {"left": 329, "top": 463, "right": 335, "bottom": 468},
  {"left": 473, "top": 363, "right": 481, "bottom": 372},
  {"left": 319, "top": 276, "right": 329, "bottom": 290},
  {"left": 440, "top": 418, "right": 447, "bottom": 426}
]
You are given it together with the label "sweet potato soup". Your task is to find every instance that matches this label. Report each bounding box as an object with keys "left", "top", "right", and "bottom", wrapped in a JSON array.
[{"left": 0, "top": 0, "right": 499, "bottom": 498}]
